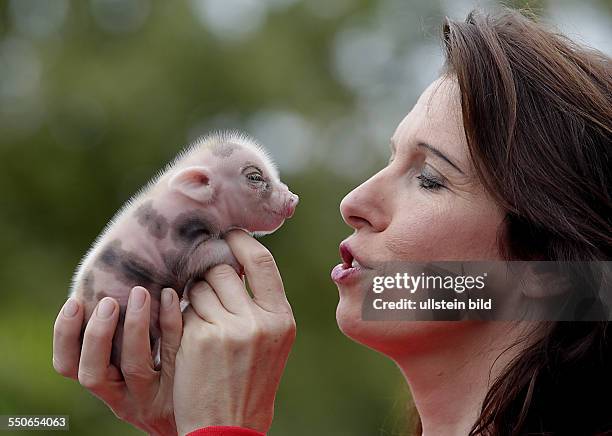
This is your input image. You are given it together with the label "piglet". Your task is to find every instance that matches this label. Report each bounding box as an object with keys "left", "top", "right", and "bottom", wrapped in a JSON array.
[{"left": 69, "top": 130, "right": 299, "bottom": 369}]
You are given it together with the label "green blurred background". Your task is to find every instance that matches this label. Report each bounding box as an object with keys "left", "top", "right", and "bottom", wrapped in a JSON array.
[{"left": 0, "top": 0, "right": 610, "bottom": 434}]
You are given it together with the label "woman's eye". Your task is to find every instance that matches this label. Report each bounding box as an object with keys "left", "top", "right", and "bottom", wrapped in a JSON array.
[
  {"left": 416, "top": 168, "right": 445, "bottom": 191},
  {"left": 246, "top": 173, "right": 264, "bottom": 182}
]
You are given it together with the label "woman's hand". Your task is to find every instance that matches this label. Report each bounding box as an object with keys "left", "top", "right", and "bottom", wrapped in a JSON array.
[
  {"left": 174, "top": 229, "right": 297, "bottom": 436},
  {"left": 52, "top": 286, "right": 183, "bottom": 436}
]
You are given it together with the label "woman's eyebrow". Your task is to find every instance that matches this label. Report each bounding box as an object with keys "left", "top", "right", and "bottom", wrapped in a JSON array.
[
  {"left": 416, "top": 142, "right": 464, "bottom": 175},
  {"left": 390, "top": 138, "right": 465, "bottom": 175}
]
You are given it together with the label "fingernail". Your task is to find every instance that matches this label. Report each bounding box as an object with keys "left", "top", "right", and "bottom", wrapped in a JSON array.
[
  {"left": 129, "top": 286, "right": 146, "bottom": 310},
  {"left": 63, "top": 298, "right": 78, "bottom": 318},
  {"left": 162, "top": 288, "right": 173, "bottom": 308},
  {"left": 97, "top": 298, "right": 116, "bottom": 319}
]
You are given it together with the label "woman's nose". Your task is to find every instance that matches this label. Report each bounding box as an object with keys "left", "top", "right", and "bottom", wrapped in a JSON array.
[{"left": 339, "top": 173, "right": 388, "bottom": 232}]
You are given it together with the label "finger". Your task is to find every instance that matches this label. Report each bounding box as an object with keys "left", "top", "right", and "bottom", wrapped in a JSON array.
[
  {"left": 180, "top": 306, "right": 208, "bottom": 351},
  {"left": 53, "top": 298, "right": 85, "bottom": 379},
  {"left": 224, "top": 229, "right": 289, "bottom": 312},
  {"left": 203, "top": 264, "right": 253, "bottom": 314},
  {"left": 181, "top": 305, "right": 213, "bottom": 332},
  {"left": 158, "top": 287, "right": 182, "bottom": 394},
  {"left": 181, "top": 305, "right": 198, "bottom": 327},
  {"left": 121, "top": 286, "right": 158, "bottom": 399},
  {"left": 189, "top": 280, "right": 230, "bottom": 324},
  {"left": 78, "top": 297, "right": 125, "bottom": 403}
]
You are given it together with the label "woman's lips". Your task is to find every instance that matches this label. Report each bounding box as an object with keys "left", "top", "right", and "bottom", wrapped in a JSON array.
[
  {"left": 331, "top": 262, "right": 364, "bottom": 284},
  {"left": 331, "top": 241, "right": 367, "bottom": 284}
]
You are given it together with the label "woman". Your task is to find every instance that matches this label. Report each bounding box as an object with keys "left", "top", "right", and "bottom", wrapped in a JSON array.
[{"left": 53, "top": 7, "right": 611, "bottom": 436}]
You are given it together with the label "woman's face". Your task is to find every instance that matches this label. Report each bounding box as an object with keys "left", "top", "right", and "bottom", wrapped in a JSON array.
[{"left": 335, "top": 75, "right": 506, "bottom": 354}]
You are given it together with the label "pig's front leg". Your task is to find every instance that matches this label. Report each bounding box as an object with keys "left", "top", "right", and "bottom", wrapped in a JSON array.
[
  {"left": 185, "top": 237, "right": 242, "bottom": 277},
  {"left": 178, "top": 238, "right": 242, "bottom": 311}
]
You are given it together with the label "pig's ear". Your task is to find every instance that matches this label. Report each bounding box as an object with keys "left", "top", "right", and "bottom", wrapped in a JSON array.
[{"left": 168, "top": 166, "right": 215, "bottom": 203}]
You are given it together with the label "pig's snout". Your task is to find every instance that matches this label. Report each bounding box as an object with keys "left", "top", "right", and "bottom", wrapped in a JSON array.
[{"left": 283, "top": 193, "right": 299, "bottom": 218}]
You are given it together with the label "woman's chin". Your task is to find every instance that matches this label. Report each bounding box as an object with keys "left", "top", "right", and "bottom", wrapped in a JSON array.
[
  {"left": 335, "top": 298, "right": 404, "bottom": 352},
  {"left": 336, "top": 298, "right": 476, "bottom": 356}
]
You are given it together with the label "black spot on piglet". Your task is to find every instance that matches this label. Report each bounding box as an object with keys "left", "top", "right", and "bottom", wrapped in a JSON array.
[
  {"left": 134, "top": 200, "right": 169, "bottom": 239},
  {"left": 95, "top": 239, "right": 160, "bottom": 290},
  {"left": 171, "top": 211, "right": 216, "bottom": 245}
]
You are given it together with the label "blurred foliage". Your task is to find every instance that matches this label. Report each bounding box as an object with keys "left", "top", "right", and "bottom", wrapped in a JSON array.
[{"left": 0, "top": 0, "right": 610, "bottom": 435}]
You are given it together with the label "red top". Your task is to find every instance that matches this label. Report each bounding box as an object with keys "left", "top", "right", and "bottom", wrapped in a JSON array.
[{"left": 186, "top": 426, "right": 265, "bottom": 436}]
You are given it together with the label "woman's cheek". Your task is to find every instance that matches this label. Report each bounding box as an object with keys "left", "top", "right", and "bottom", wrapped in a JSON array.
[
  {"left": 384, "top": 208, "right": 453, "bottom": 260},
  {"left": 385, "top": 198, "right": 503, "bottom": 260},
  {"left": 385, "top": 216, "right": 501, "bottom": 261},
  {"left": 450, "top": 197, "right": 505, "bottom": 259}
]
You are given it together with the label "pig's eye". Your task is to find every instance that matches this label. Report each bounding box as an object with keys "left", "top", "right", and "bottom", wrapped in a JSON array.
[{"left": 246, "top": 173, "right": 264, "bottom": 183}]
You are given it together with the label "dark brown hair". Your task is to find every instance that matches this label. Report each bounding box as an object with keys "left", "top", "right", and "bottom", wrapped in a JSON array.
[{"left": 413, "top": 6, "right": 611, "bottom": 435}]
